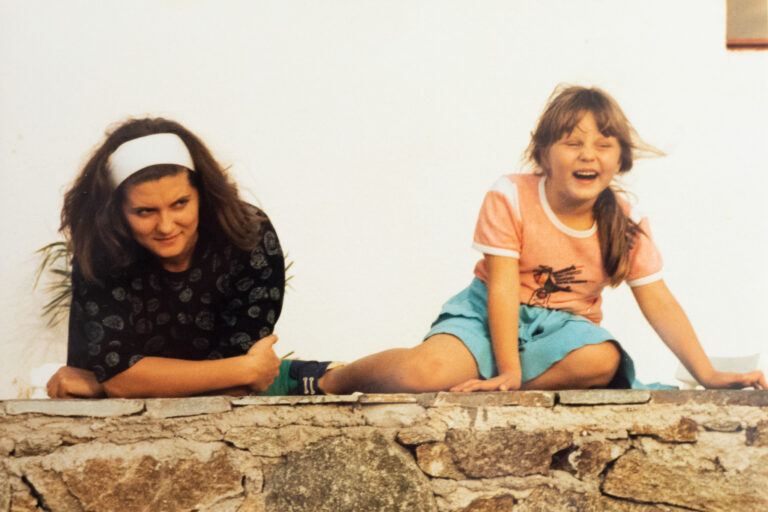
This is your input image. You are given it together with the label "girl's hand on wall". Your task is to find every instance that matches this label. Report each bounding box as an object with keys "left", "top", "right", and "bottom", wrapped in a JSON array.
[
  {"left": 46, "top": 366, "right": 106, "bottom": 398},
  {"left": 449, "top": 370, "right": 522, "bottom": 392},
  {"left": 244, "top": 334, "right": 281, "bottom": 393},
  {"left": 701, "top": 370, "right": 767, "bottom": 390}
]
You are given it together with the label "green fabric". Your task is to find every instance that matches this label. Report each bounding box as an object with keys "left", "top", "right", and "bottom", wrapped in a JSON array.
[{"left": 260, "top": 359, "right": 296, "bottom": 396}]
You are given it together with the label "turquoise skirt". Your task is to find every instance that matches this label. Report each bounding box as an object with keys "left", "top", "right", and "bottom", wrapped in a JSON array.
[{"left": 424, "top": 278, "right": 637, "bottom": 388}]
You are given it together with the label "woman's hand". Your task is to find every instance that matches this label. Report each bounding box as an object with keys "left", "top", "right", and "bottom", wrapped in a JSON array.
[
  {"left": 450, "top": 369, "right": 522, "bottom": 393},
  {"left": 47, "top": 366, "right": 106, "bottom": 398},
  {"left": 244, "top": 334, "right": 281, "bottom": 392},
  {"left": 699, "top": 370, "right": 767, "bottom": 390}
]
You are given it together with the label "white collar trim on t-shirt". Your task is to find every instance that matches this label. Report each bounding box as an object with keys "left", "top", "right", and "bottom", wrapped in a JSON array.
[{"left": 538, "top": 176, "right": 597, "bottom": 238}]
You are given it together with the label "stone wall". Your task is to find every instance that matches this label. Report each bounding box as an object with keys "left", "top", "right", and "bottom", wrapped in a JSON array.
[{"left": 1, "top": 390, "right": 767, "bottom": 512}]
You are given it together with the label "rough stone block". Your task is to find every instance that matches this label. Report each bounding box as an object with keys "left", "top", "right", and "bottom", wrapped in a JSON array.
[
  {"left": 198, "top": 496, "right": 247, "bottom": 512},
  {"left": 396, "top": 425, "right": 445, "bottom": 445},
  {"left": 746, "top": 420, "right": 768, "bottom": 446},
  {"left": 430, "top": 391, "right": 555, "bottom": 408},
  {"left": 415, "top": 443, "right": 465, "bottom": 479},
  {"left": 603, "top": 446, "right": 768, "bottom": 510},
  {"left": 570, "top": 440, "right": 626, "bottom": 477},
  {"left": 0, "top": 438, "right": 14, "bottom": 457},
  {"left": 145, "top": 397, "right": 231, "bottom": 418},
  {"left": 18, "top": 440, "right": 245, "bottom": 512},
  {"left": 515, "top": 486, "right": 684, "bottom": 511},
  {"left": 460, "top": 494, "right": 518, "bottom": 511},
  {"left": 361, "top": 404, "right": 425, "bottom": 427},
  {"left": 224, "top": 425, "right": 339, "bottom": 457},
  {"left": 9, "top": 484, "right": 40, "bottom": 512},
  {"left": 13, "top": 432, "right": 63, "bottom": 456},
  {"left": 514, "top": 487, "right": 584, "bottom": 512},
  {"left": 703, "top": 419, "right": 742, "bottom": 432},
  {"left": 629, "top": 417, "right": 698, "bottom": 442},
  {"left": 225, "top": 403, "right": 366, "bottom": 428},
  {"left": 650, "top": 390, "right": 768, "bottom": 406},
  {"left": 4, "top": 399, "right": 144, "bottom": 417},
  {"left": 0, "top": 468, "right": 8, "bottom": 512},
  {"left": 264, "top": 433, "right": 437, "bottom": 512},
  {"left": 445, "top": 427, "right": 573, "bottom": 478},
  {"left": 557, "top": 389, "right": 650, "bottom": 405}
]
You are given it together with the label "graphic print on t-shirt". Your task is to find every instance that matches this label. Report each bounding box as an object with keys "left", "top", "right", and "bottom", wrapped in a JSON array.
[{"left": 528, "top": 264, "right": 587, "bottom": 307}]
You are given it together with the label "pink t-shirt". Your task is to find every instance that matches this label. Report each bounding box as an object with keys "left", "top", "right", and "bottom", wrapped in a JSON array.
[{"left": 472, "top": 174, "right": 663, "bottom": 325}]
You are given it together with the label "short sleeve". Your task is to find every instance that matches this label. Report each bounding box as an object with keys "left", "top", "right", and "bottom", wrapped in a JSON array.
[
  {"left": 472, "top": 176, "right": 521, "bottom": 258},
  {"left": 211, "top": 215, "right": 286, "bottom": 358},
  {"left": 626, "top": 212, "right": 664, "bottom": 287}
]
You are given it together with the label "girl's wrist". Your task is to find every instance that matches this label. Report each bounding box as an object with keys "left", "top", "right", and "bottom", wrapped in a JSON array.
[
  {"left": 496, "top": 358, "right": 521, "bottom": 375},
  {"left": 692, "top": 366, "right": 717, "bottom": 387}
]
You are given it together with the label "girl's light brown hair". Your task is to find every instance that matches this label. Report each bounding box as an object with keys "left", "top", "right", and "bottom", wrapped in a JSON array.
[
  {"left": 526, "top": 85, "right": 663, "bottom": 286},
  {"left": 61, "top": 117, "right": 265, "bottom": 283}
]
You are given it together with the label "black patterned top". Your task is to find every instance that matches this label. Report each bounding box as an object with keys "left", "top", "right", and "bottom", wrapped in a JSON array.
[{"left": 66, "top": 211, "right": 285, "bottom": 382}]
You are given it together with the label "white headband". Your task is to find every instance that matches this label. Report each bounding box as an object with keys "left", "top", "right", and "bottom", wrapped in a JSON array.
[{"left": 107, "top": 133, "right": 195, "bottom": 188}]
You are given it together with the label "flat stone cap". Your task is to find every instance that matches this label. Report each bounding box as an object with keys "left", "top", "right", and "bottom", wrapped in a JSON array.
[
  {"left": 2, "top": 390, "right": 766, "bottom": 418},
  {"left": 4, "top": 399, "right": 144, "bottom": 417}
]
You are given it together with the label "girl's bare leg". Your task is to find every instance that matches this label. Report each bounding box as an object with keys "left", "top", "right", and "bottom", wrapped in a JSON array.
[
  {"left": 318, "top": 334, "right": 479, "bottom": 394},
  {"left": 520, "top": 341, "right": 621, "bottom": 390},
  {"left": 319, "top": 338, "right": 621, "bottom": 394}
]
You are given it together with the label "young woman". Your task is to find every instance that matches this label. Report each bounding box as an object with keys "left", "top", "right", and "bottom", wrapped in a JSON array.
[{"left": 47, "top": 118, "right": 328, "bottom": 398}]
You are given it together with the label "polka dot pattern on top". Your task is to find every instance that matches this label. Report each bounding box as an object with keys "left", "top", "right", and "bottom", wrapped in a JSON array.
[{"left": 66, "top": 209, "right": 285, "bottom": 382}]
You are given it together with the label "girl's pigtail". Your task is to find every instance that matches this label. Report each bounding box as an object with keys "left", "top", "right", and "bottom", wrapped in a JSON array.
[{"left": 593, "top": 187, "right": 642, "bottom": 287}]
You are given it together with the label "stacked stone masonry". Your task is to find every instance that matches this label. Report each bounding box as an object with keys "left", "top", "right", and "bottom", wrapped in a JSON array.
[{"left": 1, "top": 390, "right": 767, "bottom": 511}]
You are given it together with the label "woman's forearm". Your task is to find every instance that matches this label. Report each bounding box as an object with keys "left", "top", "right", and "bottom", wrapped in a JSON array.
[
  {"left": 103, "top": 334, "right": 281, "bottom": 398},
  {"left": 102, "top": 356, "right": 254, "bottom": 398}
]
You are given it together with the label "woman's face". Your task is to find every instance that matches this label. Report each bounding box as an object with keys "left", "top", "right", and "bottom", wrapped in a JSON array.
[{"left": 122, "top": 172, "right": 200, "bottom": 272}]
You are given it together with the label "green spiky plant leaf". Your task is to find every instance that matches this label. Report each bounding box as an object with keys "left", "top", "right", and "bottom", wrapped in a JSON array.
[{"left": 33, "top": 241, "right": 72, "bottom": 327}]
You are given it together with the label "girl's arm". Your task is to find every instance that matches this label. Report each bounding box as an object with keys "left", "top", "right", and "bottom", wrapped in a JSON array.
[
  {"left": 632, "top": 280, "right": 766, "bottom": 389},
  {"left": 451, "top": 254, "right": 522, "bottom": 392},
  {"left": 48, "top": 334, "right": 282, "bottom": 398}
]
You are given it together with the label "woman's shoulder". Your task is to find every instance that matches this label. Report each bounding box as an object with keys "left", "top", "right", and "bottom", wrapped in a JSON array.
[
  {"left": 70, "top": 257, "right": 146, "bottom": 302},
  {"left": 240, "top": 204, "right": 277, "bottom": 247},
  {"left": 248, "top": 204, "right": 274, "bottom": 234},
  {"left": 203, "top": 205, "right": 280, "bottom": 260}
]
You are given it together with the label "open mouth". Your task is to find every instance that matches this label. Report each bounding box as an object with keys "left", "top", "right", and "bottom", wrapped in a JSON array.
[{"left": 572, "top": 170, "right": 598, "bottom": 181}]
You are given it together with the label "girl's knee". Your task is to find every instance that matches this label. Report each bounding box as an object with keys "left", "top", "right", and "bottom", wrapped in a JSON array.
[
  {"left": 579, "top": 341, "right": 621, "bottom": 386},
  {"left": 395, "top": 340, "right": 477, "bottom": 391},
  {"left": 395, "top": 349, "right": 451, "bottom": 391}
]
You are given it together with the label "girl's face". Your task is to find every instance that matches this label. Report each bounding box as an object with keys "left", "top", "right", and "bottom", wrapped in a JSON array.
[
  {"left": 122, "top": 172, "right": 200, "bottom": 272},
  {"left": 543, "top": 111, "right": 622, "bottom": 212}
]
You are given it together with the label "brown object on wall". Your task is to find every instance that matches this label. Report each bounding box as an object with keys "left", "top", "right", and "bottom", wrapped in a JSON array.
[{"left": 727, "top": 0, "right": 768, "bottom": 49}]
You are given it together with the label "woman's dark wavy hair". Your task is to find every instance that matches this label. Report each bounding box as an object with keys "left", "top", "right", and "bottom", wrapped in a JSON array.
[
  {"left": 61, "top": 117, "right": 264, "bottom": 283},
  {"left": 526, "top": 85, "right": 663, "bottom": 286}
]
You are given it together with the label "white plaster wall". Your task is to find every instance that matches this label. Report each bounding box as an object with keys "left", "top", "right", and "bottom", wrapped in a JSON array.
[{"left": 1, "top": 0, "right": 766, "bottom": 397}]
